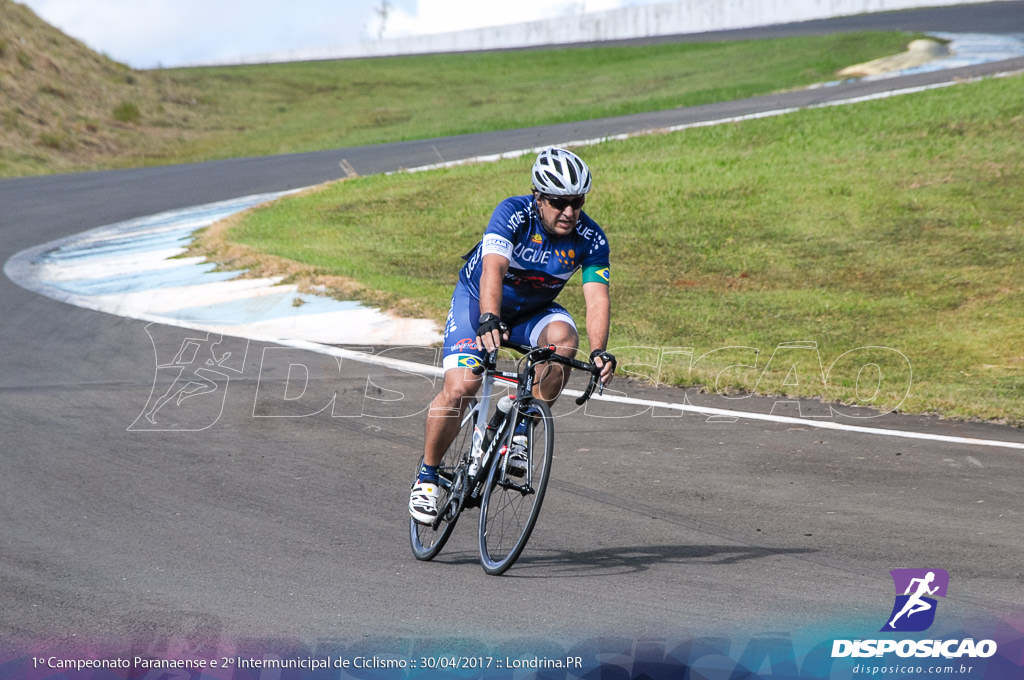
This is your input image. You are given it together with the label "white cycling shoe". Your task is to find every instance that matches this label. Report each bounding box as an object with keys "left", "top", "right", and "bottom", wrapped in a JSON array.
[
  {"left": 505, "top": 435, "right": 529, "bottom": 477},
  {"left": 409, "top": 481, "right": 440, "bottom": 525}
]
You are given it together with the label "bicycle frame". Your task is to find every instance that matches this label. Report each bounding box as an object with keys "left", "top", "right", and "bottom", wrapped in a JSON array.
[
  {"left": 469, "top": 342, "right": 601, "bottom": 488},
  {"left": 411, "top": 341, "right": 604, "bottom": 572}
]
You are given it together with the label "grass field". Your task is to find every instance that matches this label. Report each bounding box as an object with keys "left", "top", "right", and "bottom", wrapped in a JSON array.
[
  {"left": 194, "top": 73, "right": 1024, "bottom": 425},
  {"left": 6, "top": 4, "right": 1020, "bottom": 424},
  {"left": 2, "top": 15, "right": 920, "bottom": 176},
  {"left": 160, "top": 31, "right": 920, "bottom": 161}
]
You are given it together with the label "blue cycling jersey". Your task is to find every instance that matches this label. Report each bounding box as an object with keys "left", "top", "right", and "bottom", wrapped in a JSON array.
[{"left": 458, "top": 195, "right": 610, "bottom": 318}]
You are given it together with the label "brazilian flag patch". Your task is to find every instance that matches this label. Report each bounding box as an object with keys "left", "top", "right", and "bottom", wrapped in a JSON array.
[{"left": 583, "top": 266, "right": 610, "bottom": 284}]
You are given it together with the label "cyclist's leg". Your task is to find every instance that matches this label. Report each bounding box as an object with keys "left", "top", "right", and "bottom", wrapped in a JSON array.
[
  {"left": 425, "top": 286, "right": 486, "bottom": 468},
  {"left": 510, "top": 304, "right": 579, "bottom": 405},
  {"left": 423, "top": 368, "right": 480, "bottom": 467},
  {"left": 412, "top": 288, "right": 485, "bottom": 523}
]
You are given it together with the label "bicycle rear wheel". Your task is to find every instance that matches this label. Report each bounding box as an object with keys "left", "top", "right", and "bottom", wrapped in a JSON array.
[
  {"left": 478, "top": 399, "right": 554, "bottom": 575},
  {"left": 409, "top": 401, "right": 476, "bottom": 560}
]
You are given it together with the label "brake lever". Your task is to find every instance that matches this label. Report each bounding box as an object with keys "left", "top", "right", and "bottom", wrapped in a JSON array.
[{"left": 574, "top": 365, "right": 603, "bottom": 406}]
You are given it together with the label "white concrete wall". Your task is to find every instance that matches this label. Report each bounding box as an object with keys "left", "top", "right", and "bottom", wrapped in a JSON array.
[{"left": 232, "top": 0, "right": 1008, "bottom": 64}]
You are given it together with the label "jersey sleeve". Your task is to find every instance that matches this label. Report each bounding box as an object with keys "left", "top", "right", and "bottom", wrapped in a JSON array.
[
  {"left": 480, "top": 197, "right": 526, "bottom": 261},
  {"left": 580, "top": 218, "right": 610, "bottom": 285},
  {"left": 582, "top": 263, "right": 611, "bottom": 284},
  {"left": 481, "top": 232, "right": 513, "bottom": 260}
]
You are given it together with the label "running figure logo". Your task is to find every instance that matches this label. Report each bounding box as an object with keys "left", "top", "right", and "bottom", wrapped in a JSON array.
[
  {"left": 129, "top": 324, "right": 248, "bottom": 431},
  {"left": 881, "top": 568, "right": 949, "bottom": 632}
]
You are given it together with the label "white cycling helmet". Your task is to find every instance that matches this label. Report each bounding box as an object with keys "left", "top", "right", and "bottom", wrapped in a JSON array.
[{"left": 531, "top": 147, "right": 592, "bottom": 196}]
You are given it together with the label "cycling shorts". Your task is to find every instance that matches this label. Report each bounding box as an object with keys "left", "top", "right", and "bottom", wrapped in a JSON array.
[{"left": 441, "top": 282, "right": 576, "bottom": 371}]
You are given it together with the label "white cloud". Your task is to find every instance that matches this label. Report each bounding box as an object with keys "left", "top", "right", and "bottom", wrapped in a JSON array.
[
  {"left": 20, "top": 0, "right": 387, "bottom": 67},
  {"left": 19, "top": 0, "right": 657, "bottom": 68}
]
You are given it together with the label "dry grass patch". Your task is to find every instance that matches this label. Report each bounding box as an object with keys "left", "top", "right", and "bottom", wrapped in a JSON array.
[{"left": 0, "top": 0, "right": 207, "bottom": 174}]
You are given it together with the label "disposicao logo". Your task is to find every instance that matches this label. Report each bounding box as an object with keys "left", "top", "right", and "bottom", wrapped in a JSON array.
[
  {"left": 882, "top": 568, "right": 948, "bottom": 632},
  {"left": 831, "top": 569, "right": 998, "bottom": 660}
]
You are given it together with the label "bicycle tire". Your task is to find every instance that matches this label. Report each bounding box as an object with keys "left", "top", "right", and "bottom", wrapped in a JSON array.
[
  {"left": 478, "top": 399, "right": 554, "bottom": 575},
  {"left": 409, "top": 401, "right": 477, "bottom": 560}
]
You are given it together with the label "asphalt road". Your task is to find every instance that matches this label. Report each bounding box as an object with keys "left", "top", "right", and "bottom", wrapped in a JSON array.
[{"left": 2, "top": 2, "right": 1023, "bottom": 669}]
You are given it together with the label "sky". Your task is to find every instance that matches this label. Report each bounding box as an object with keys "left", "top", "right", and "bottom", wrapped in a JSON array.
[{"left": 19, "top": 0, "right": 666, "bottom": 69}]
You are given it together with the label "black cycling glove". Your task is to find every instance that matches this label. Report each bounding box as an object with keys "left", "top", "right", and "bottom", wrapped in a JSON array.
[
  {"left": 476, "top": 313, "right": 508, "bottom": 339},
  {"left": 589, "top": 349, "right": 617, "bottom": 373}
]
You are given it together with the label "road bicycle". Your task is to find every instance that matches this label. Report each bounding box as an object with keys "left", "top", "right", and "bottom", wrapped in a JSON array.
[{"left": 409, "top": 341, "right": 603, "bottom": 575}]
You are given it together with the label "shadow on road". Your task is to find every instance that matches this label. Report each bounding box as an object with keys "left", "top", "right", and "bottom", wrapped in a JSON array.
[{"left": 422, "top": 544, "right": 818, "bottom": 577}]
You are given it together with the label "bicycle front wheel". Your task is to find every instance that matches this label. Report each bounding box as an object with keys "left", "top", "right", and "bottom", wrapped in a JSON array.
[
  {"left": 410, "top": 401, "right": 476, "bottom": 561},
  {"left": 478, "top": 399, "right": 554, "bottom": 575}
]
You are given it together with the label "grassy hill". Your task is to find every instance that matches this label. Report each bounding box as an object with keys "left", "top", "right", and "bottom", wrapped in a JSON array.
[
  {"left": 1, "top": 0, "right": 920, "bottom": 177},
  {"left": 0, "top": 0, "right": 207, "bottom": 175}
]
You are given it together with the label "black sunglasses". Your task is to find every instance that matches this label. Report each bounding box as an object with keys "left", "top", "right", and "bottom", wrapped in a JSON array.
[{"left": 541, "top": 194, "right": 585, "bottom": 211}]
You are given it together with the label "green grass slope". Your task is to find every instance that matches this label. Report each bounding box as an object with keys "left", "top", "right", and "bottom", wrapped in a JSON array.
[
  {"left": 2, "top": 0, "right": 917, "bottom": 176},
  {"left": 199, "top": 74, "right": 1024, "bottom": 424}
]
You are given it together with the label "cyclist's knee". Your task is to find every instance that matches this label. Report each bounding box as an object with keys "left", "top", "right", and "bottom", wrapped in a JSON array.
[
  {"left": 437, "top": 368, "right": 481, "bottom": 403},
  {"left": 428, "top": 371, "right": 479, "bottom": 420},
  {"left": 539, "top": 321, "right": 578, "bottom": 354}
]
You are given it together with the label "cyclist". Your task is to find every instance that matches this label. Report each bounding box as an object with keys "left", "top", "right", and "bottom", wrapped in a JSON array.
[{"left": 410, "top": 147, "right": 616, "bottom": 525}]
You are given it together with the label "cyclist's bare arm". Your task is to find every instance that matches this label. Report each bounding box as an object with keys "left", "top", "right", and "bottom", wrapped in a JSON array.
[
  {"left": 477, "top": 254, "right": 510, "bottom": 351},
  {"left": 582, "top": 280, "right": 613, "bottom": 384}
]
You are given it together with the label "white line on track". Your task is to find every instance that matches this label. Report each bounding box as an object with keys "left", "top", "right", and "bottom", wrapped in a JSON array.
[{"left": 265, "top": 335, "right": 1024, "bottom": 452}]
